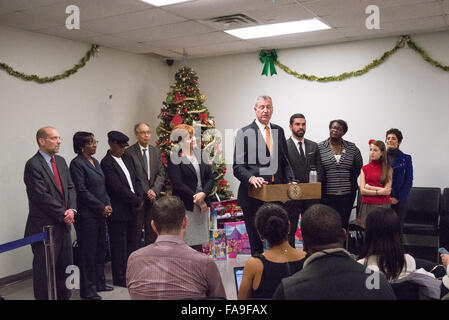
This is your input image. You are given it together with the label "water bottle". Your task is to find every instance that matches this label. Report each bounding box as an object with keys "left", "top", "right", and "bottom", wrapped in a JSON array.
[{"left": 309, "top": 166, "right": 317, "bottom": 183}]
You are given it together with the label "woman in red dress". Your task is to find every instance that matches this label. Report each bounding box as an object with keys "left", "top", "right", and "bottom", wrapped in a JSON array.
[{"left": 358, "top": 140, "right": 393, "bottom": 228}]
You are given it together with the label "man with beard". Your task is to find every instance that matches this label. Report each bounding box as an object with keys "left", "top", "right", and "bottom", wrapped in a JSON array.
[{"left": 285, "top": 114, "right": 323, "bottom": 247}]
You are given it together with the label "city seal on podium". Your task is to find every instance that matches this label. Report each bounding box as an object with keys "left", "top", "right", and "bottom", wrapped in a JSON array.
[{"left": 288, "top": 184, "right": 302, "bottom": 200}]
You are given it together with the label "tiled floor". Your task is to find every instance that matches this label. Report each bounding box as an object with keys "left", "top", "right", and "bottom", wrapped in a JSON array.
[{"left": 0, "top": 255, "right": 250, "bottom": 300}]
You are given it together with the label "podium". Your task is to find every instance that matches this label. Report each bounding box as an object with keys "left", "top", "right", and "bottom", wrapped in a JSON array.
[{"left": 248, "top": 182, "right": 321, "bottom": 203}]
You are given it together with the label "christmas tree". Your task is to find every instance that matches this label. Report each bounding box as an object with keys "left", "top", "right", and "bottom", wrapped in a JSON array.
[{"left": 156, "top": 66, "right": 233, "bottom": 201}]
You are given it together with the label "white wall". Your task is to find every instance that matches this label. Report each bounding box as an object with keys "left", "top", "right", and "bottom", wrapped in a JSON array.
[
  {"left": 0, "top": 25, "right": 169, "bottom": 279},
  {"left": 183, "top": 30, "right": 449, "bottom": 196}
]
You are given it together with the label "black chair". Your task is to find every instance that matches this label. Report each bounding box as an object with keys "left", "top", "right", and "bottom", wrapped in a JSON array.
[
  {"left": 346, "top": 188, "right": 364, "bottom": 254},
  {"left": 402, "top": 187, "right": 441, "bottom": 261},
  {"left": 442, "top": 188, "right": 449, "bottom": 217}
]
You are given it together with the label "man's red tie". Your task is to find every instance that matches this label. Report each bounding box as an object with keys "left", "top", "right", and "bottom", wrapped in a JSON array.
[{"left": 51, "top": 157, "right": 64, "bottom": 196}]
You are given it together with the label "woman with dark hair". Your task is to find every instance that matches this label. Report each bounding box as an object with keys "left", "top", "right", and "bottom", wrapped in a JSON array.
[
  {"left": 318, "top": 120, "right": 363, "bottom": 230},
  {"left": 385, "top": 128, "right": 413, "bottom": 228},
  {"left": 238, "top": 203, "right": 306, "bottom": 300},
  {"left": 358, "top": 207, "right": 437, "bottom": 282},
  {"left": 167, "top": 124, "right": 213, "bottom": 252},
  {"left": 70, "top": 132, "right": 113, "bottom": 300},
  {"left": 357, "top": 140, "right": 392, "bottom": 228}
]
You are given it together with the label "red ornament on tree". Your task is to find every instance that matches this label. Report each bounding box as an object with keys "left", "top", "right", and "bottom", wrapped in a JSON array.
[{"left": 172, "top": 114, "right": 183, "bottom": 126}]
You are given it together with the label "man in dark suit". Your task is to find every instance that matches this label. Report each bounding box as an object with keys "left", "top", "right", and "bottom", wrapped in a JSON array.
[
  {"left": 24, "top": 126, "right": 77, "bottom": 300},
  {"left": 233, "top": 95, "right": 294, "bottom": 255},
  {"left": 285, "top": 113, "right": 323, "bottom": 247},
  {"left": 125, "top": 123, "right": 166, "bottom": 248},
  {"left": 100, "top": 131, "right": 143, "bottom": 287}
]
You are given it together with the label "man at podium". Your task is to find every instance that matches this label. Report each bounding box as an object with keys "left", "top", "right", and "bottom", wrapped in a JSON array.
[{"left": 233, "top": 95, "right": 293, "bottom": 255}]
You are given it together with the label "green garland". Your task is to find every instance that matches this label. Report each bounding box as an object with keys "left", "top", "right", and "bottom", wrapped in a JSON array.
[
  {"left": 261, "top": 35, "right": 449, "bottom": 82},
  {"left": 0, "top": 44, "right": 99, "bottom": 84}
]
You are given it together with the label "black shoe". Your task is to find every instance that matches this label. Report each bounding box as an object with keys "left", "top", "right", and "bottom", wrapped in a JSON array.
[
  {"left": 113, "top": 281, "right": 127, "bottom": 288},
  {"left": 97, "top": 285, "right": 114, "bottom": 292},
  {"left": 81, "top": 293, "right": 102, "bottom": 300}
]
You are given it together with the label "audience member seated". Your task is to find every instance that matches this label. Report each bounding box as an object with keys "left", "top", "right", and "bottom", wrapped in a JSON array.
[
  {"left": 126, "top": 196, "right": 226, "bottom": 300},
  {"left": 238, "top": 203, "right": 306, "bottom": 300},
  {"left": 273, "top": 204, "right": 396, "bottom": 300},
  {"left": 358, "top": 207, "right": 449, "bottom": 299}
]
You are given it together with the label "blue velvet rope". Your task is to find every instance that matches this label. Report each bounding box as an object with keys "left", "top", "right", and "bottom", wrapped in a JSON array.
[{"left": 0, "top": 232, "right": 48, "bottom": 254}]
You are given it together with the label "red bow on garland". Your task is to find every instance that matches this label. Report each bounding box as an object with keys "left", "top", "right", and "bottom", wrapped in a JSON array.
[{"left": 199, "top": 113, "right": 210, "bottom": 125}]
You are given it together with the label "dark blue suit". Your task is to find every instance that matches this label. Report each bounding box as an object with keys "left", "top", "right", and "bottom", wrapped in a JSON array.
[
  {"left": 390, "top": 149, "right": 413, "bottom": 227},
  {"left": 70, "top": 154, "right": 110, "bottom": 298},
  {"left": 233, "top": 120, "right": 293, "bottom": 254}
]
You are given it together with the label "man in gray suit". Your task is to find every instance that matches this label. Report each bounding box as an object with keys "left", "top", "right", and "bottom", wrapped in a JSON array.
[
  {"left": 126, "top": 122, "right": 166, "bottom": 247},
  {"left": 24, "top": 126, "right": 77, "bottom": 300},
  {"left": 285, "top": 114, "right": 323, "bottom": 247}
]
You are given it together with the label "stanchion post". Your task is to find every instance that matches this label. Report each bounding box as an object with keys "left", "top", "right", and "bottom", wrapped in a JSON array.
[{"left": 44, "top": 225, "right": 57, "bottom": 300}]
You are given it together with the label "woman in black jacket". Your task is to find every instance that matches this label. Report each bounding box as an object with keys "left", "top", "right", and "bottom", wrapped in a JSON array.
[
  {"left": 167, "top": 124, "right": 213, "bottom": 252},
  {"left": 70, "top": 132, "right": 113, "bottom": 300}
]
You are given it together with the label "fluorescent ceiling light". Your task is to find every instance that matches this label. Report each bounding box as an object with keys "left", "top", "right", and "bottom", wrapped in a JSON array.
[
  {"left": 225, "top": 19, "right": 331, "bottom": 39},
  {"left": 140, "top": 0, "right": 192, "bottom": 6}
]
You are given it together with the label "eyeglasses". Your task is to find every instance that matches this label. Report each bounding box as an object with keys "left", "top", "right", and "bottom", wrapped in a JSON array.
[{"left": 137, "top": 131, "right": 151, "bottom": 136}]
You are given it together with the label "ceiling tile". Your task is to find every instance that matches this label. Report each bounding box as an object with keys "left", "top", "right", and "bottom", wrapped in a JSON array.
[
  {"left": 0, "top": 0, "right": 62, "bottom": 11},
  {"left": 0, "top": 6, "right": 11, "bottom": 15},
  {"left": 115, "top": 21, "right": 214, "bottom": 42},
  {"left": 160, "top": 0, "right": 297, "bottom": 20},
  {"left": 83, "top": 8, "right": 185, "bottom": 34},
  {"left": 338, "top": 15, "right": 447, "bottom": 38},
  {"left": 247, "top": 28, "right": 344, "bottom": 48},
  {"left": 380, "top": 2, "right": 443, "bottom": 22},
  {"left": 242, "top": 3, "right": 316, "bottom": 24},
  {"left": 301, "top": 0, "right": 366, "bottom": 16},
  {"left": 0, "top": 11, "right": 59, "bottom": 30},
  {"left": 183, "top": 40, "right": 259, "bottom": 57},
  {"left": 35, "top": 25, "right": 103, "bottom": 40},
  {"left": 148, "top": 31, "right": 236, "bottom": 50},
  {"left": 444, "top": 0, "right": 449, "bottom": 14}
]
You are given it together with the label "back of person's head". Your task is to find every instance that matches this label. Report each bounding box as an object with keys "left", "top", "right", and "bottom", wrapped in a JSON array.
[
  {"left": 358, "top": 207, "right": 405, "bottom": 281},
  {"left": 151, "top": 196, "right": 185, "bottom": 234},
  {"left": 255, "top": 203, "right": 290, "bottom": 247},
  {"left": 301, "top": 204, "right": 345, "bottom": 253}
]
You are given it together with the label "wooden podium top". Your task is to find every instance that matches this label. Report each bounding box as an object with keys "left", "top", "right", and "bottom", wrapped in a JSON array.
[{"left": 248, "top": 182, "right": 321, "bottom": 203}]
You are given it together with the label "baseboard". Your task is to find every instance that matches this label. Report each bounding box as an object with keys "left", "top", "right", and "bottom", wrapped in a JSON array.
[{"left": 0, "top": 269, "right": 32, "bottom": 287}]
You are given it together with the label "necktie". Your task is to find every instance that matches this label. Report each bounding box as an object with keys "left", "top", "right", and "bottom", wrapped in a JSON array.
[
  {"left": 265, "top": 125, "right": 272, "bottom": 155},
  {"left": 51, "top": 157, "right": 64, "bottom": 196},
  {"left": 265, "top": 125, "right": 274, "bottom": 182},
  {"left": 142, "top": 149, "right": 149, "bottom": 178},
  {"left": 298, "top": 141, "right": 306, "bottom": 162}
]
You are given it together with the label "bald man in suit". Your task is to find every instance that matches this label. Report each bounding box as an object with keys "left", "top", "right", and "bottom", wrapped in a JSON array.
[{"left": 24, "top": 126, "right": 77, "bottom": 300}]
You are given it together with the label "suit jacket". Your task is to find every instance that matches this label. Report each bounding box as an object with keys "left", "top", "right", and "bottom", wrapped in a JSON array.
[
  {"left": 167, "top": 149, "right": 214, "bottom": 211},
  {"left": 100, "top": 151, "right": 143, "bottom": 222},
  {"left": 69, "top": 154, "right": 110, "bottom": 220},
  {"left": 233, "top": 120, "right": 293, "bottom": 208},
  {"left": 273, "top": 249, "right": 396, "bottom": 300},
  {"left": 390, "top": 149, "right": 413, "bottom": 202},
  {"left": 24, "top": 151, "right": 77, "bottom": 240},
  {"left": 125, "top": 143, "right": 166, "bottom": 198},
  {"left": 286, "top": 137, "right": 323, "bottom": 183}
]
